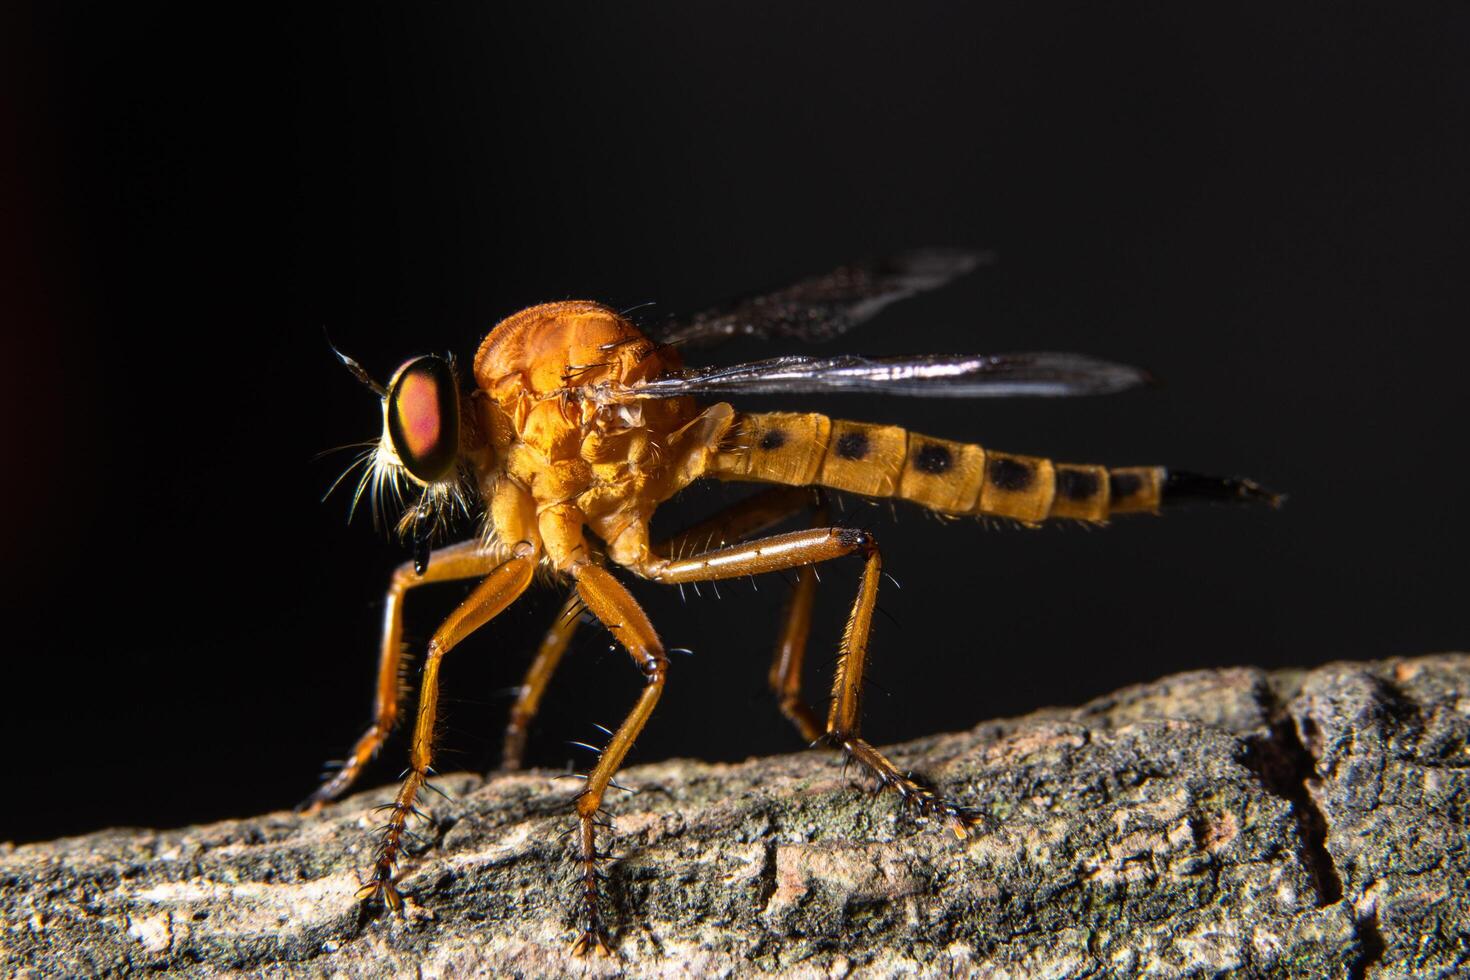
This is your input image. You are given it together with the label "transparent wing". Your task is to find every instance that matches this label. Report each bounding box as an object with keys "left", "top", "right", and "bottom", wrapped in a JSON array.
[
  {"left": 629, "top": 352, "right": 1152, "bottom": 399},
  {"left": 657, "top": 248, "right": 992, "bottom": 350}
]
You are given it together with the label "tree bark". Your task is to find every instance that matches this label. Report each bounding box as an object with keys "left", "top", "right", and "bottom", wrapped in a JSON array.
[{"left": 3, "top": 654, "right": 1467, "bottom": 978}]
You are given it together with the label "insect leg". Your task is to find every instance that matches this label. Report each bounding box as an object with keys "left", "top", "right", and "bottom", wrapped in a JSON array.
[
  {"left": 655, "top": 486, "right": 827, "bottom": 738},
  {"left": 500, "top": 591, "right": 583, "bottom": 772},
  {"left": 642, "top": 527, "right": 974, "bottom": 837},
  {"left": 498, "top": 489, "right": 815, "bottom": 771},
  {"left": 647, "top": 527, "right": 867, "bottom": 583},
  {"left": 357, "top": 547, "right": 537, "bottom": 912},
  {"left": 767, "top": 497, "right": 830, "bottom": 744},
  {"left": 301, "top": 538, "right": 509, "bottom": 813},
  {"left": 822, "top": 536, "right": 974, "bottom": 838},
  {"left": 566, "top": 563, "right": 669, "bottom": 958}
]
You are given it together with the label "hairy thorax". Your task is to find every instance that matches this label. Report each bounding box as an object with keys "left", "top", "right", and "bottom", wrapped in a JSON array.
[{"left": 472, "top": 302, "right": 731, "bottom": 566}]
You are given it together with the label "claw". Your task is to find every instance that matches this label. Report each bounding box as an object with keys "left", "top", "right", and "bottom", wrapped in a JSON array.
[
  {"left": 569, "top": 928, "right": 614, "bottom": 958},
  {"left": 949, "top": 813, "right": 974, "bottom": 839},
  {"left": 355, "top": 876, "right": 405, "bottom": 912}
]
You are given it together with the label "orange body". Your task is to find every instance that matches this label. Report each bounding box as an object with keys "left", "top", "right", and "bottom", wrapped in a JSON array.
[{"left": 468, "top": 301, "right": 1161, "bottom": 576}]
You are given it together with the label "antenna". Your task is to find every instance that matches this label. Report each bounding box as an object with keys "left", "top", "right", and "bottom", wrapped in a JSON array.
[{"left": 324, "top": 328, "right": 387, "bottom": 397}]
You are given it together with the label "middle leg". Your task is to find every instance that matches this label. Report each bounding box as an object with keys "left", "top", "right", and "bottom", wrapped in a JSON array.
[
  {"left": 500, "top": 591, "right": 584, "bottom": 772},
  {"left": 497, "top": 486, "right": 820, "bottom": 770}
]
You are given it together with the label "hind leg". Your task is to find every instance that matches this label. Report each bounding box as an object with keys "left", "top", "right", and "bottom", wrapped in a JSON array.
[{"left": 638, "top": 527, "right": 974, "bottom": 836}]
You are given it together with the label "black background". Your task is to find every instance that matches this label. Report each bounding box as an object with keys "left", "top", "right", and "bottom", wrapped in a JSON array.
[{"left": 7, "top": 4, "right": 1467, "bottom": 844}]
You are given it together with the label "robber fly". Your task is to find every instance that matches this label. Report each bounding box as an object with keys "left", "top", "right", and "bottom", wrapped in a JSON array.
[{"left": 302, "top": 250, "right": 1278, "bottom": 956}]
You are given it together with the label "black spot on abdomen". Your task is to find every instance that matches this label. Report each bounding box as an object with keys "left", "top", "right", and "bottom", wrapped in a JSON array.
[
  {"left": 1110, "top": 471, "right": 1142, "bottom": 499},
  {"left": 1056, "top": 468, "right": 1100, "bottom": 501},
  {"left": 759, "top": 429, "right": 787, "bottom": 451},
  {"left": 988, "top": 456, "right": 1034, "bottom": 492},
  {"left": 914, "top": 443, "right": 952, "bottom": 474},
  {"left": 834, "top": 431, "right": 869, "bottom": 460}
]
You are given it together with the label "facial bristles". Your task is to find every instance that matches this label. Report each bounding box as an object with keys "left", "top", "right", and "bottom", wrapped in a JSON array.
[
  {"left": 341, "top": 434, "right": 474, "bottom": 542},
  {"left": 394, "top": 475, "right": 476, "bottom": 544}
]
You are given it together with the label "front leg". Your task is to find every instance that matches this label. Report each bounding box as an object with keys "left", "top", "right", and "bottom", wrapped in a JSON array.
[
  {"left": 302, "top": 539, "right": 507, "bottom": 813},
  {"left": 357, "top": 546, "right": 537, "bottom": 911}
]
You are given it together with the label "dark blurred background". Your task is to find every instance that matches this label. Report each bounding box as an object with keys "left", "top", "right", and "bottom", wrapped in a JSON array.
[{"left": 6, "top": 4, "right": 1466, "bottom": 843}]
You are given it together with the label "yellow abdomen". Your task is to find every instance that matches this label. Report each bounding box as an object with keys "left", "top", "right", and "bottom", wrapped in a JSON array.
[{"left": 706, "top": 411, "right": 1162, "bottom": 524}]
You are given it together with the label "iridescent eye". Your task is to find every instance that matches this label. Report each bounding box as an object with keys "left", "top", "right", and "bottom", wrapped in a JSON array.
[{"left": 385, "top": 355, "right": 460, "bottom": 483}]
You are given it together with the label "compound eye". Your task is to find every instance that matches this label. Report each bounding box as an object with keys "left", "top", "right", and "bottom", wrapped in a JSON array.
[{"left": 386, "top": 355, "right": 460, "bottom": 483}]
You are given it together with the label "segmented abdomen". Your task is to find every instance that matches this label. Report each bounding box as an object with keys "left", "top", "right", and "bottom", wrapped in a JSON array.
[{"left": 706, "top": 412, "right": 1162, "bottom": 523}]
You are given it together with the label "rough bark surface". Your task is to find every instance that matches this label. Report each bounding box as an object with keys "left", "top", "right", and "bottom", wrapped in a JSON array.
[{"left": 3, "top": 654, "right": 1467, "bottom": 978}]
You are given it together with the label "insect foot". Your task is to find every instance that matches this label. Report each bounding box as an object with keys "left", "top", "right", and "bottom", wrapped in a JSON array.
[
  {"left": 354, "top": 870, "right": 405, "bottom": 913},
  {"left": 568, "top": 813, "right": 619, "bottom": 959},
  {"left": 918, "top": 788, "right": 981, "bottom": 840},
  {"left": 569, "top": 927, "right": 614, "bottom": 959},
  {"left": 836, "top": 736, "right": 978, "bottom": 839},
  {"left": 887, "top": 771, "right": 978, "bottom": 840},
  {"left": 355, "top": 778, "right": 432, "bottom": 916}
]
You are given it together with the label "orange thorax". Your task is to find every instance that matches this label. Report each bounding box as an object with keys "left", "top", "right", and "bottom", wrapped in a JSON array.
[{"left": 471, "top": 302, "right": 712, "bottom": 545}]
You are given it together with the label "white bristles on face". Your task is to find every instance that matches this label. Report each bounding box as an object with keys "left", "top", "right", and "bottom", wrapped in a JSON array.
[
  {"left": 349, "top": 433, "right": 410, "bottom": 532},
  {"left": 393, "top": 470, "right": 476, "bottom": 543},
  {"left": 334, "top": 429, "right": 475, "bottom": 543}
]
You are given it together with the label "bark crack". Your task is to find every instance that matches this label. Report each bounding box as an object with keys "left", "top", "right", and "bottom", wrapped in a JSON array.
[
  {"left": 1242, "top": 681, "right": 1342, "bottom": 905},
  {"left": 755, "top": 840, "right": 780, "bottom": 913},
  {"left": 1245, "top": 677, "right": 1392, "bottom": 979},
  {"left": 1348, "top": 905, "right": 1386, "bottom": 980}
]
